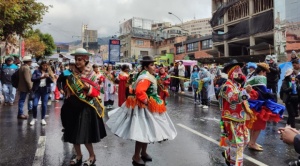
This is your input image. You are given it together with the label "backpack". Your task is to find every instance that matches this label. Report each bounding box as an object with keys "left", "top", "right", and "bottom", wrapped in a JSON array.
[{"left": 11, "top": 69, "right": 19, "bottom": 88}]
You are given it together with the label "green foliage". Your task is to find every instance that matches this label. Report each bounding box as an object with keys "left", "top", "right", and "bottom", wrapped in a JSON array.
[
  {"left": 0, "top": 0, "right": 49, "bottom": 40},
  {"left": 25, "top": 33, "right": 46, "bottom": 57},
  {"left": 24, "top": 29, "right": 55, "bottom": 57},
  {"left": 41, "top": 33, "right": 55, "bottom": 56}
]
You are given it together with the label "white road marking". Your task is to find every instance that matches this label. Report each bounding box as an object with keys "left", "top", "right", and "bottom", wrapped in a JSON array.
[
  {"left": 32, "top": 136, "right": 46, "bottom": 166},
  {"left": 177, "top": 123, "right": 268, "bottom": 166}
]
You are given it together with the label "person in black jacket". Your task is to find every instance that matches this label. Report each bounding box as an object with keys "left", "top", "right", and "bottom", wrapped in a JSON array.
[
  {"left": 213, "top": 70, "right": 226, "bottom": 99},
  {"left": 57, "top": 59, "right": 75, "bottom": 129},
  {"left": 280, "top": 68, "right": 300, "bottom": 128},
  {"left": 266, "top": 55, "right": 281, "bottom": 102}
]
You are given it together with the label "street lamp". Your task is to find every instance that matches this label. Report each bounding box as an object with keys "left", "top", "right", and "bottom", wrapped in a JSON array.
[
  {"left": 168, "top": 12, "right": 184, "bottom": 54},
  {"left": 168, "top": 12, "right": 183, "bottom": 25}
]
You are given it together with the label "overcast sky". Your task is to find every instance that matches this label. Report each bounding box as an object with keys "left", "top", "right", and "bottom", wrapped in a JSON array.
[{"left": 35, "top": 0, "right": 212, "bottom": 42}]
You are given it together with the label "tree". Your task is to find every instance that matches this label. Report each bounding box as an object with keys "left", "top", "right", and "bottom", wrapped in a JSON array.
[
  {"left": 0, "top": 0, "right": 49, "bottom": 40},
  {"left": 25, "top": 34, "right": 46, "bottom": 57},
  {"left": 40, "top": 33, "right": 55, "bottom": 56},
  {"left": 25, "top": 29, "right": 55, "bottom": 56}
]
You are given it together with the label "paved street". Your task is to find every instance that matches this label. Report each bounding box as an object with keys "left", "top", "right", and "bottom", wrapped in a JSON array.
[{"left": 0, "top": 94, "right": 299, "bottom": 166}]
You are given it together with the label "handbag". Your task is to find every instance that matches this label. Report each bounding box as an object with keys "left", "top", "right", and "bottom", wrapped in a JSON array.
[{"left": 29, "top": 91, "right": 36, "bottom": 101}]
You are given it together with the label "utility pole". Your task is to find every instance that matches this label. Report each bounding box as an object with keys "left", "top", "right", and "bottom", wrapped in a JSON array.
[
  {"left": 86, "top": 34, "right": 89, "bottom": 52},
  {"left": 168, "top": 12, "right": 185, "bottom": 54}
]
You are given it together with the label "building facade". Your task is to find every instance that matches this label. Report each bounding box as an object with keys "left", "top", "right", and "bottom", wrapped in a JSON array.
[
  {"left": 80, "top": 24, "right": 98, "bottom": 54},
  {"left": 174, "top": 35, "right": 213, "bottom": 61},
  {"left": 119, "top": 17, "right": 158, "bottom": 62},
  {"left": 211, "top": 0, "right": 274, "bottom": 59},
  {"left": 275, "top": 0, "right": 300, "bottom": 60},
  {"left": 181, "top": 18, "right": 213, "bottom": 36}
]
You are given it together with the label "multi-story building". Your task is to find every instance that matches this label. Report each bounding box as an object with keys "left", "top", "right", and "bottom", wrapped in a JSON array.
[
  {"left": 118, "top": 18, "right": 213, "bottom": 63},
  {"left": 210, "top": 0, "right": 274, "bottom": 61},
  {"left": 181, "top": 18, "right": 213, "bottom": 36},
  {"left": 120, "top": 33, "right": 156, "bottom": 62},
  {"left": 151, "top": 22, "right": 172, "bottom": 31},
  {"left": 119, "top": 17, "right": 158, "bottom": 62},
  {"left": 174, "top": 35, "right": 213, "bottom": 61},
  {"left": 81, "top": 25, "right": 98, "bottom": 54},
  {"left": 276, "top": 0, "right": 300, "bottom": 60}
]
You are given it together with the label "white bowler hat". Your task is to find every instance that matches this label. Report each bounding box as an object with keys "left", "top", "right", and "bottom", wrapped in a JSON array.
[
  {"left": 23, "top": 56, "right": 32, "bottom": 62},
  {"left": 71, "top": 48, "right": 92, "bottom": 56}
]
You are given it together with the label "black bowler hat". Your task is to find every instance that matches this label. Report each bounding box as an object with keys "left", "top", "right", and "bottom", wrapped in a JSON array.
[
  {"left": 140, "top": 55, "right": 156, "bottom": 63},
  {"left": 222, "top": 59, "right": 243, "bottom": 74}
]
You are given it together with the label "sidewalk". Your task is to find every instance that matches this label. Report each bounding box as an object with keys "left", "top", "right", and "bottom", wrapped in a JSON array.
[{"left": 175, "top": 90, "right": 300, "bottom": 123}]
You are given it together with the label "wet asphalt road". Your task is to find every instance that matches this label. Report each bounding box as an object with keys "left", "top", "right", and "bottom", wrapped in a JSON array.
[{"left": 0, "top": 94, "right": 299, "bottom": 166}]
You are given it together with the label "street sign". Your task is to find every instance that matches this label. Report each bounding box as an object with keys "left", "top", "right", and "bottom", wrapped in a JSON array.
[{"left": 108, "top": 39, "right": 120, "bottom": 62}]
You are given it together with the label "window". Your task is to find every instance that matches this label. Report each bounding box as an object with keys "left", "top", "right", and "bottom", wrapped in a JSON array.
[
  {"left": 161, "top": 50, "right": 167, "bottom": 54},
  {"left": 201, "top": 39, "right": 212, "bottom": 50},
  {"left": 176, "top": 46, "right": 185, "bottom": 54},
  {"left": 187, "top": 42, "right": 199, "bottom": 52},
  {"left": 140, "top": 51, "right": 148, "bottom": 56},
  {"left": 136, "top": 40, "right": 144, "bottom": 46}
]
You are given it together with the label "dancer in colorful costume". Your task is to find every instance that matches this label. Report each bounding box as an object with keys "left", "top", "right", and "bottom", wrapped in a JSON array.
[
  {"left": 157, "top": 66, "right": 170, "bottom": 104},
  {"left": 101, "top": 64, "right": 116, "bottom": 109},
  {"left": 245, "top": 63, "right": 285, "bottom": 151},
  {"left": 118, "top": 64, "right": 130, "bottom": 106},
  {"left": 106, "top": 56, "right": 177, "bottom": 166},
  {"left": 61, "top": 48, "right": 106, "bottom": 166},
  {"left": 218, "top": 60, "right": 255, "bottom": 166}
]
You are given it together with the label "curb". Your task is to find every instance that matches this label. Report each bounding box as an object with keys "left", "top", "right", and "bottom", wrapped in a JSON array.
[{"left": 175, "top": 92, "right": 300, "bottom": 123}]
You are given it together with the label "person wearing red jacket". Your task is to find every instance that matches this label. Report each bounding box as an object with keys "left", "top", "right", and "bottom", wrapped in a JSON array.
[
  {"left": 157, "top": 67, "right": 170, "bottom": 104},
  {"left": 118, "top": 64, "right": 130, "bottom": 106}
]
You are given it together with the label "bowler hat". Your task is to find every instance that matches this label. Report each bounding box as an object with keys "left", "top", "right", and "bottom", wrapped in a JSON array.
[
  {"left": 5, "top": 57, "right": 13, "bottom": 62},
  {"left": 22, "top": 56, "right": 32, "bottom": 62},
  {"left": 222, "top": 59, "right": 243, "bottom": 74},
  {"left": 71, "top": 48, "right": 92, "bottom": 56},
  {"left": 257, "top": 63, "right": 270, "bottom": 73},
  {"left": 140, "top": 56, "right": 156, "bottom": 63}
]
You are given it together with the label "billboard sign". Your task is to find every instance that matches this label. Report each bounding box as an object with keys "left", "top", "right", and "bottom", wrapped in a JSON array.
[{"left": 109, "top": 39, "right": 120, "bottom": 62}]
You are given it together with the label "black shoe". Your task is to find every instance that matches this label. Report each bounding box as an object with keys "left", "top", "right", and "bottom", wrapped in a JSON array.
[
  {"left": 141, "top": 155, "right": 152, "bottom": 162},
  {"left": 132, "top": 159, "right": 145, "bottom": 166},
  {"left": 28, "top": 110, "right": 32, "bottom": 114},
  {"left": 221, "top": 151, "right": 230, "bottom": 166}
]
